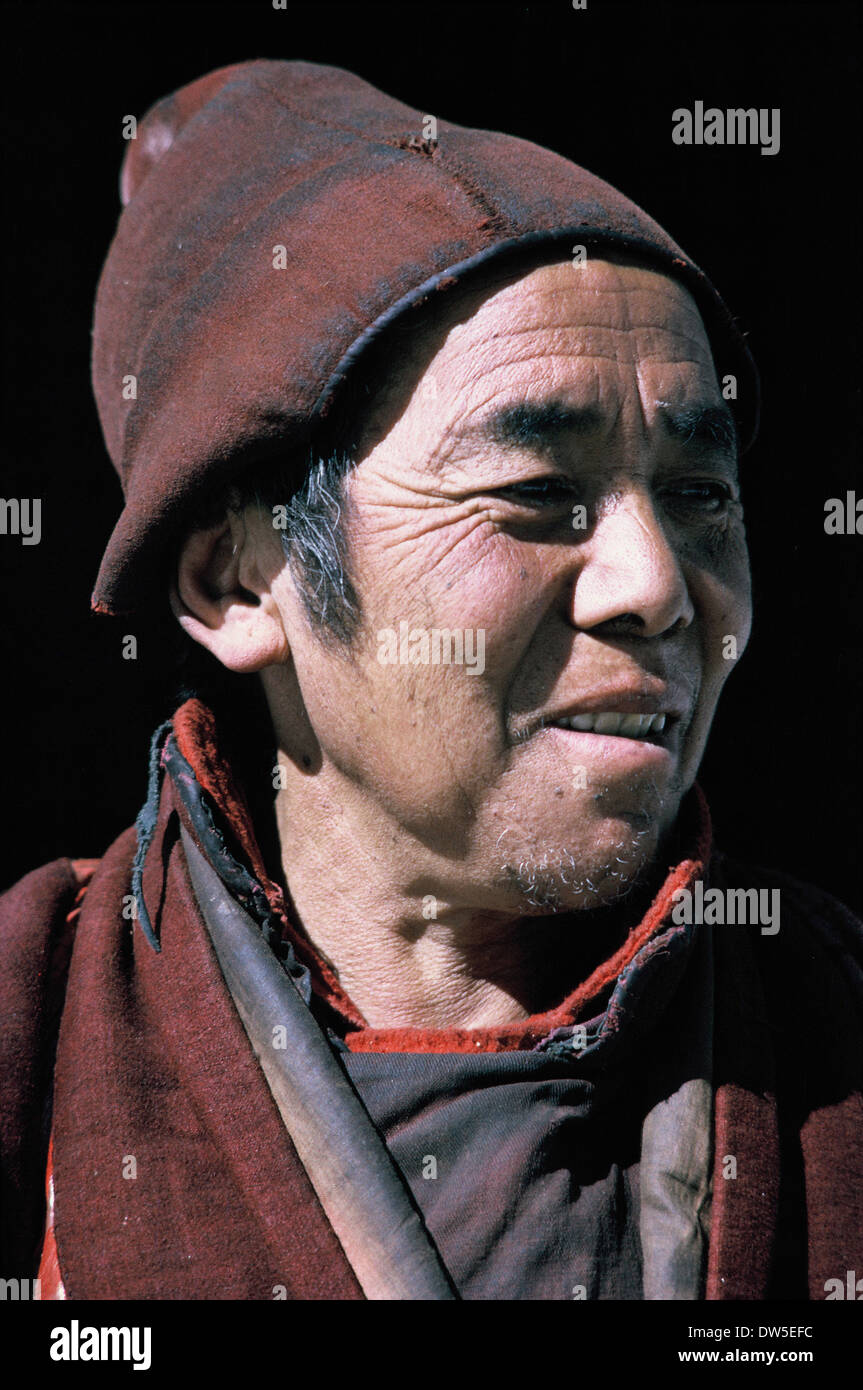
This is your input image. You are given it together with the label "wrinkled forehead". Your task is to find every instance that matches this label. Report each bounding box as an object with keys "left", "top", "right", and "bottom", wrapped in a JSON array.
[
  {"left": 357, "top": 256, "right": 725, "bottom": 459},
  {"left": 448, "top": 255, "right": 709, "bottom": 339}
]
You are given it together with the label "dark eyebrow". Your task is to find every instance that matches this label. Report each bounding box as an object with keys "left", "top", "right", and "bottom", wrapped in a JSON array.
[
  {"left": 474, "top": 402, "right": 605, "bottom": 451},
  {"left": 656, "top": 401, "right": 739, "bottom": 460},
  {"left": 464, "top": 397, "right": 739, "bottom": 479}
]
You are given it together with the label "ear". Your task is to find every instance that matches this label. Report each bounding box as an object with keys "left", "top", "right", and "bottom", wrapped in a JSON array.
[{"left": 170, "top": 507, "right": 290, "bottom": 673}]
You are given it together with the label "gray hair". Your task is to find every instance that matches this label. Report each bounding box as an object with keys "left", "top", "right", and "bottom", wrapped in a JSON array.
[{"left": 247, "top": 448, "right": 361, "bottom": 645}]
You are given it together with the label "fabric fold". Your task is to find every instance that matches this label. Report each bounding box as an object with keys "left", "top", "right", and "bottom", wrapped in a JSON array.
[{"left": 4, "top": 699, "right": 859, "bottom": 1299}]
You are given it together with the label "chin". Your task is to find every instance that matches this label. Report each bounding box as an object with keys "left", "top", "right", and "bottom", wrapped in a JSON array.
[{"left": 498, "top": 813, "right": 661, "bottom": 915}]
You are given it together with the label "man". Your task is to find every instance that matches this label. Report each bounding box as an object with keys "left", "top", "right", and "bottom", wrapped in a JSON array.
[{"left": 1, "top": 59, "right": 860, "bottom": 1301}]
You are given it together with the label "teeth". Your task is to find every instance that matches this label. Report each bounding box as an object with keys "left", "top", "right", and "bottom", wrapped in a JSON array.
[
  {"left": 554, "top": 712, "right": 667, "bottom": 737},
  {"left": 593, "top": 712, "right": 620, "bottom": 734}
]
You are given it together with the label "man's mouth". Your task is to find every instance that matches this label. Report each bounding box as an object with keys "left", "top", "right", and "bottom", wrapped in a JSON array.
[{"left": 549, "top": 711, "right": 668, "bottom": 739}]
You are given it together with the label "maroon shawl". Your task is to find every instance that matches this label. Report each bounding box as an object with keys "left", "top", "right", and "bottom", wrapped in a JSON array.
[{"left": 1, "top": 701, "right": 861, "bottom": 1297}]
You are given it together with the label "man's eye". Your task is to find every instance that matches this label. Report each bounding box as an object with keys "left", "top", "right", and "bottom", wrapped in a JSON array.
[
  {"left": 665, "top": 481, "right": 734, "bottom": 512},
  {"left": 493, "top": 478, "right": 572, "bottom": 506}
]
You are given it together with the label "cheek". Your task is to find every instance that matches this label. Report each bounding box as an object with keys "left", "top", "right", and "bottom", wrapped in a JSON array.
[
  {"left": 298, "top": 529, "right": 552, "bottom": 825},
  {"left": 291, "top": 615, "right": 506, "bottom": 833},
  {"left": 360, "top": 509, "right": 551, "bottom": 675},
  {"left": 686, "top": 535, "right": 752, "bottom": 745},
  {"left": 699, "top": 531, "right": 752, "bottom": 671}
]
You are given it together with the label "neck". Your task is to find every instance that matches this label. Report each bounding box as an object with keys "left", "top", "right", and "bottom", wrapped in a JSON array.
[{"left": 270, "top": 762, "right": 672, "bottom": 1032}]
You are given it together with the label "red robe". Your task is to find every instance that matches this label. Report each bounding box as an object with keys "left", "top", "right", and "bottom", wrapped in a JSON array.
[{"left": 1, "top": 700, "right": 861, "bottom": 1298}]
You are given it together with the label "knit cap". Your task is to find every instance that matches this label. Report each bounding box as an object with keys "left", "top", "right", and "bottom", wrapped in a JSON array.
[{"left": 91, "top": 59, "right": 758, "bottom": 615}]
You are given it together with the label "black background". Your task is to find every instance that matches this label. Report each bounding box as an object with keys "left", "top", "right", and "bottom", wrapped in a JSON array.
[{"left": 1, "top": 0, "right": 860, "bottom": 908}]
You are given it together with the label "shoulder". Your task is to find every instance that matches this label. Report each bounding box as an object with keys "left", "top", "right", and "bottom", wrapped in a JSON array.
[
  {"left": 0, "top": 856, "right": 103, "bottom": 1076},
  {"left": 0, "top": 857, "right": 99, "bottom": 960},
  {"left": 711, "top": 851, "right": 863, "bottom": 966},
  {"left": 711, "top": 851, "right": 863, "bottom": 1079},
  {"left": 0, "top": 856, "right": 100, "bottom": 1272},
  {"left": 0, "top": 856, "right": 101, "bottom": 1046},
  {"left": 0, "top": 855, "right": 100, "bottom": 910}
]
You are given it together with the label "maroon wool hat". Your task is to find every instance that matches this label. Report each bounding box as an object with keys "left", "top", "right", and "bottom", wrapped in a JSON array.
[{"left": 91, "top": 58, "right": 758, "bottom": 616}]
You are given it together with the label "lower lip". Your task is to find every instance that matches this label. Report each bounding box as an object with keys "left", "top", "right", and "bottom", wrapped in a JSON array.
[{"left": 540, "top": 725, "right": 676, "bottom": 769}]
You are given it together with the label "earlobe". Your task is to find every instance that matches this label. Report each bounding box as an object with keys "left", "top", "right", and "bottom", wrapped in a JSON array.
[{"left": 171, "top": 513, "right": 290, "bottom": 673}]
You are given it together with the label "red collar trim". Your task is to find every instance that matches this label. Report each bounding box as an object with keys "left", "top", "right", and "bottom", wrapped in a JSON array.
[
  {"left": 172, "top": 698, "right": 367, "bottom": 1030},
  {"left": 172, "top": 698, "right": 712, "bottom": 1053},
  {"left": 345, "top": 788, "right": 711, "bottom": 1053}
]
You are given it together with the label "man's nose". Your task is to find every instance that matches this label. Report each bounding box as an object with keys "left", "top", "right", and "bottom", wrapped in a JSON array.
[{"left": 569, "top": 490, "right": 694, "bottom": 637}]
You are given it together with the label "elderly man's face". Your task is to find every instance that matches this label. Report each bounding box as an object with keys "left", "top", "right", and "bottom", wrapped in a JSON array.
[{"left": 268, "top": 257, "right": 751, "bottom": 912}]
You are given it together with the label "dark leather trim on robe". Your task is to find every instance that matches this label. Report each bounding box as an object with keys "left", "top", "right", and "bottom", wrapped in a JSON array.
[
  {"left": 2, "top": 707, "right": 861, "bottom": 1298},
  {"left": 49, "top": 785, "right": 364, "bottom": 1300}
]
